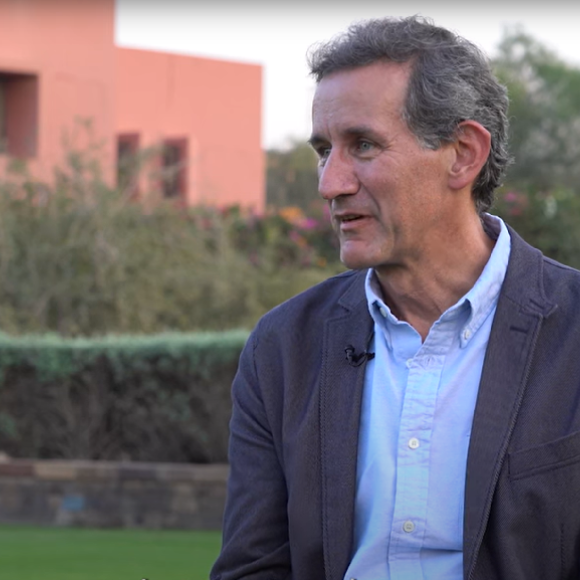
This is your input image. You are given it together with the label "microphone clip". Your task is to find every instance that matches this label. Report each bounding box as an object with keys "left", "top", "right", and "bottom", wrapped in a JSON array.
[{"left": 345, "top": 344, "right": 375, "bottom": 367}]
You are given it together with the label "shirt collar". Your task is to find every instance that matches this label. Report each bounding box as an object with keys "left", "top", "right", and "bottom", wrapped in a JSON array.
[
  {"left": 457, "top": 214, "right": 511, "bottom": 346},
  {"left": 364, "top": 214, "right": 511, "bottom": 348}
]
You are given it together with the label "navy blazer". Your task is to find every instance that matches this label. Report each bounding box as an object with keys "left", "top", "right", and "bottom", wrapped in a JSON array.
[{"left": 211, "top": 225, "right": 580, "bottom": 580}]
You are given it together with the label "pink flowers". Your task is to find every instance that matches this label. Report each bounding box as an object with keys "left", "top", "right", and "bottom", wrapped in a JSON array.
[{"left": 499, "top": 190, "right": 529, "bottom": 216}]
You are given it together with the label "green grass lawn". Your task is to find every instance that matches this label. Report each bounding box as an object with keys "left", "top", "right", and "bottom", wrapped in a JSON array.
[{"left": 0, "top": 525, "right": 222, "bottom": 580}]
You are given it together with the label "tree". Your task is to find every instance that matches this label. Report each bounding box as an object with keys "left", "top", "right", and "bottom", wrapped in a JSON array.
[
  {"left": 490, "top": 30, "right": 580, "bottom": 268},
  {"left": 266, "top": 140, "right": 319, "bottom": 210},
  {"left": 493, "top": 29, "right": 580, "bottom": 192}
]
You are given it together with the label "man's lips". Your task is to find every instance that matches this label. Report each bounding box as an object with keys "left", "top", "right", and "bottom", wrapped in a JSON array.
[
  {"left": 333, "top": 212, "right": 368, "bottom": 221},
  {"left": 333, "top": 213, "right": 371, "bottom": 231}
]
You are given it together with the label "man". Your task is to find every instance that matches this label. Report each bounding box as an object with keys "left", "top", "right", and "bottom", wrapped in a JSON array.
[{"left": 211, "top": 16, "right": 580, "bottom": 580}]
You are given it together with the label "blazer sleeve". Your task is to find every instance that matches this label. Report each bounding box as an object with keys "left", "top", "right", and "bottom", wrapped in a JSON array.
[{"left": 210, "top": 328, "right": 291, "bottom": 580}]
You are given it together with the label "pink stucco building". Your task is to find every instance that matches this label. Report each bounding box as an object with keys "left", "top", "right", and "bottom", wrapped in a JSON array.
[{"left": 0, "top": 0, "right": 264, "bottom": 209}]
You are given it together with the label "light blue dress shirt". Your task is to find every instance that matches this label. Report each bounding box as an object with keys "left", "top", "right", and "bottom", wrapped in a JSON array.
[{"left": 344, "top": 216, "right": 511, "bottom": 580}]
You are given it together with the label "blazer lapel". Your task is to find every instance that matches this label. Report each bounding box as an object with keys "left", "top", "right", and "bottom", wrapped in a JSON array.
[
  {"left": 319, "top": 277, "right": 373, "bottom": 580},
  {"left": 463, "top": 228, "right": 556, "bottom": 578}
]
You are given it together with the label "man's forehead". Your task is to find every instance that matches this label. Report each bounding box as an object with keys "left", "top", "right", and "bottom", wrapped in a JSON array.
[
  {"left": 311, "top": 61, "right": 411, "bottom": 135},
  {"left": 313, "top": 61, "right": 411, "bottom": 109}
]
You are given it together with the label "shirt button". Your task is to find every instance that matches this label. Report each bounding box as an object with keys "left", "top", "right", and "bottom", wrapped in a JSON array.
[
  {"left": 408, "top": 437, "right": 420, "bottom": 449},
  {"left": 403, "top": 520, "right": 415, "bottom": 533},
  {"left": 379, "top": 306, "right": 388, "bottom": 318},
  {"left": 463, "top": 329, "right": 472, "bottom": 340},
  {"left": 405, "top": 358, "right": 413, "bottom": 369}
]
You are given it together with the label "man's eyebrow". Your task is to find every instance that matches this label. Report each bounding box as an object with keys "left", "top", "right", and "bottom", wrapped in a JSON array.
[
  {"left": 308, "top": 126, "right": 380, "bottom": 147},
  {"left": 307, "top": 134, "right": 326, "bottom": 147},
  {"left": 343, "top": 125, "right": 379, "bottom": 139}
]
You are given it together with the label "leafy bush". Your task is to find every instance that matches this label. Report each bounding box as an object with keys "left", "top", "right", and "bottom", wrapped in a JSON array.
[
  {"left": 0, "top": 150, "right": 342, "bottom": 337},
  {"left": 494, "top": 186, "right": 580, "bottom": 269}
]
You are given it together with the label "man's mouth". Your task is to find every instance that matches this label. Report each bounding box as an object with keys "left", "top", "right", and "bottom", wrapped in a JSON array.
[
  {"left": 334, "top": 213, "right": 370, "bottom": 232},
  {"left": 335, "top": 213, "right": 366, "bottom": 223}
]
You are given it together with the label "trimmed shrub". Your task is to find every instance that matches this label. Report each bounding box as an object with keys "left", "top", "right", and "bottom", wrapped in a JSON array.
[{"left": 0, "top": 330, "right": 248, "bottom": 463}]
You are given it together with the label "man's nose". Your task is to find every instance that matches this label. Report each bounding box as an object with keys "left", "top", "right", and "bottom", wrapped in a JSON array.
[{"left": 318, "top": 151, "right": 359, "bottom": 200}]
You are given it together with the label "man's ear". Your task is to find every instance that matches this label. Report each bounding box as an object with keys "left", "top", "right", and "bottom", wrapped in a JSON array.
[{"left": 448, "top": 120, "right": 491, "bottom": 191}]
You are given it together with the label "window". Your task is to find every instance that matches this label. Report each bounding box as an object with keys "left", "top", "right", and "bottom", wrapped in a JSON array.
[
  {"left": 162, "top": 138, "right": 188, "bottom": 199},
  {"left": 0, "top": 71, "right": 38, "bottom": 158},
  {"left": 117, "top": 133, "right": 140, "bottom": 195}
]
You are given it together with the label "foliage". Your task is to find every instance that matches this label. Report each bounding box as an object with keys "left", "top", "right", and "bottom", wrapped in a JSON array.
[
  {"left": 229, "top": 202, "right": 339, "bottom": 269},
  {"left": 0, "top": 330, "right": 247, "bottom": 463},
  {"left": 0, "top": 526, "right": 221, "bottom": 580},
  {"left": 489, "top": 30, "right": 580, "bottom": 266},
  {"left": 0, "top": 148, "right": 342, "bottom": 336},
  {"left": 266, "top": 139, "right": 319, "bottom": 211},
  {"left": 493, "top": 29, "right": 580, "bottom": 192},
  {"left": 494, "top": 185, "right": 580, "bottom": 269}
]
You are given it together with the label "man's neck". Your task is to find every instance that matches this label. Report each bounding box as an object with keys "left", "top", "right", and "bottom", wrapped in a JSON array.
[{"left": 374, "top": 215, "right": 495, "bottom": 342}]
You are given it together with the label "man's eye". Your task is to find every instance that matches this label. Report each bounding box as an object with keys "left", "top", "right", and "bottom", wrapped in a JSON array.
[
  {"left": 316, "top": 147, "right": 331, "bottom": 163},
  {"left": 357, "top": 141, "right": 374, "bottom": 153}
]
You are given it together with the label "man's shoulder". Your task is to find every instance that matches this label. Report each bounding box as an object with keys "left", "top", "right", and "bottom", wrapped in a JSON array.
[
  {"left": 541, "top": 255, "right": 580, "bottom": 302},
  {"left": 256, "top": 268, "right": 367, "bottom": 333},
  {"left": 506, "top": 226, "right": 580, "bottom": 313},
  {"left": 542, "top": 255, "right": 580, "bottom": 279}
]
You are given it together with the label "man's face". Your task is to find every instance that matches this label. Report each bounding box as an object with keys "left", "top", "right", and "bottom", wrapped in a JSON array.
[{"left": 310, "top": 61, "right": 456, "bottom": 271}]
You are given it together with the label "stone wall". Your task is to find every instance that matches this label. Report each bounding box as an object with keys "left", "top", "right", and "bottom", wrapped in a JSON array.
[{"left": 0, "top": 458, "right": 228, "bottom": 529}]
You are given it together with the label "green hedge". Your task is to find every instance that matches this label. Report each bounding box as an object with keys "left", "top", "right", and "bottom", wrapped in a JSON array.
[{"left": 0, "top": 330, "right": 248, "bottom": 463}]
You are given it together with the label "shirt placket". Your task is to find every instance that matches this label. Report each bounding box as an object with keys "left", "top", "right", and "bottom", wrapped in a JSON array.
[{"left": 388, "top": 342, "right": 447, "bottom": 578}]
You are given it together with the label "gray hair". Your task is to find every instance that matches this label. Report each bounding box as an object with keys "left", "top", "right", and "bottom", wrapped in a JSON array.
[{"left": 308, "top": 16, "right": 510, "bottom": 213}]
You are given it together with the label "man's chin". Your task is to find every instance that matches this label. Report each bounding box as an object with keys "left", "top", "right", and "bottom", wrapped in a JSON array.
[{"left": 340, "top": 251, "right": 374, "bottom": 271}]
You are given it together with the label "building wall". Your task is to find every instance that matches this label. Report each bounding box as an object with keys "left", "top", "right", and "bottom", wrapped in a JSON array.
[
  {"left": 0, "top": 0, "right": 117, "bottom": 181},
  {"left": 0, "top": 0, "right": 264, "bottom": 209},
  {"left": 116, "top": 48, "right": 264, "bottom": 210}
]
